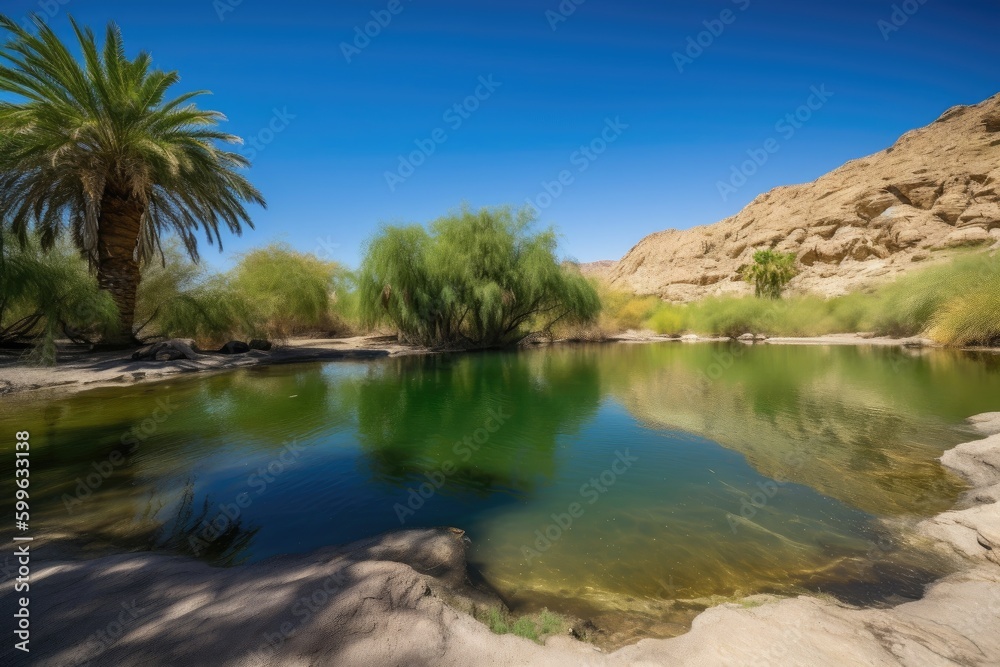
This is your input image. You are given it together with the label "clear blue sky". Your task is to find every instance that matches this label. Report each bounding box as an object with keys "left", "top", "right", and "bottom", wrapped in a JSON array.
[{"left": 4, "top": 0, "right": 999, "bottom": 268}]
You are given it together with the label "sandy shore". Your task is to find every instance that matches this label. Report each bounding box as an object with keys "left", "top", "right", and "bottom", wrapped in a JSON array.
[
  {"left": 0, "top": 336, "right": 425, "bottom": 397},
  {"left": 3, "top": 414, "right": 999, "bottom": 666},
  {"left": 0, "top": 332, "right": 973, "bottom": 398}
]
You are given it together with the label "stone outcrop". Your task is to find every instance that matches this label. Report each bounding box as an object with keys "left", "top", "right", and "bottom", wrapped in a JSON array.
[{"left": 607, "top": 93, "right": 1000, "bottom": 300}]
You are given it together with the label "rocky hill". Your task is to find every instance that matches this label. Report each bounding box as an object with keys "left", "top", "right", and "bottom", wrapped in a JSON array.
[{"left": 608, "top": 93, "right": 1000, "bottom": 300}]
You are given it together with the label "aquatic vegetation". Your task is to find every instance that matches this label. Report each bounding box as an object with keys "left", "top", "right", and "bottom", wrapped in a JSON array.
[{"left": 479, "top": 607, "right": 565, "bottom": 643}]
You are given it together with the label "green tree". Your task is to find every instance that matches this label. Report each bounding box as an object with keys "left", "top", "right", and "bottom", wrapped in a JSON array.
[
  {"left": 741, "top": 249, "right": 797, "bottom": 299},
  {"left": 0, "top": 229, "right": 117, "bottom": 362},
  {"left": 0, "top": 16, "right": 265, "bottom": 344},
  {"left": 358, "top": 205, "right": 600, "bottom": 348}
]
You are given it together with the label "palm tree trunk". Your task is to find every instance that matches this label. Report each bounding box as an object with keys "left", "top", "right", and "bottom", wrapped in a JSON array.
[{"left": 96, "top": 185, "right": 144, "bottom": 346}]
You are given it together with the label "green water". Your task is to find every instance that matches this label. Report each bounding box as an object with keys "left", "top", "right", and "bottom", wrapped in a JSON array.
[{"left": 2, "top": 343, "right": 998, "bottom": 639}]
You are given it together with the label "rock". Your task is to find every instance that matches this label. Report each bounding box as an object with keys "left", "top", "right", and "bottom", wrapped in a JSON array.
[
  {"left": 248, "top": 339, "right": 273, "bottom": 352},
  {"left": 856, "top": 192, "right": 899, "bottom": 220},
  {"left": 856, "top": 332, "right": 877, "bottom": 339},
  {"left": 958, "top": 202, "right": 1000, "bottom": 228},
  {"left": 978, "top": 526, "right": 999, "bottom": 551},
  {"left": 737, "top": 333, "right": 755, "bottom": 341},
  {"left": 131, "top": 340, "right": 201, "bottom": 362},
  {"left": 968, "top": 413, "right": 1000, "bottom": 436},
  {"left": 218, "top": 340, "right": 251, "bottom": 355},
  {"left": 604, "top": 92, "right": 1000, "bottom": 300},
  {"left": 931, "top": 192, "right": 969, "bottom": 225},
  {"left": 933, "top": 227, "right": 992, "bottom": 249},
  {"left": 754, "top": 334, "right": 768, "bottom": 342}
]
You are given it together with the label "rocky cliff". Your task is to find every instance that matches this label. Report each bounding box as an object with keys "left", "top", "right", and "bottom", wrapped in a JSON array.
[{"left": 607, "top": 93, "right": 1000, "bottom": 300}]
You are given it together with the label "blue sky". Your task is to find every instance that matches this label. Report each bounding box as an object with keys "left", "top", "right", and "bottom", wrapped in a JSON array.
[{"left": 3, "top": 0, "right": 999, "bottom": 268}]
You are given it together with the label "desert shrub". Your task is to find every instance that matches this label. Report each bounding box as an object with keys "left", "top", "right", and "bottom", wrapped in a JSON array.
[
  {"left": 358, "top": 206, "right": 600, "bottom": 347},
  {"left": 229, "top": 243, "right": 346, "bottom": 336},
  {"left": 601, "top": 290, "right": 662, "bottom": 330},
  {"left": 686, "top": 297, "right": 777, "bottom": 337},
  {"left": 858, "top": 255, "right": 999, "bottom": 338},
  {"left": 928, "top": 257, "right": 1000, "bottom": 346},
  {"left": 0, "top": 231, "right": 117, "bottom": 362},
  {"left": 645, "top": 303, "right": 689, "bottom": 335},
  {"left": 136, "top": 242, "right": 356, "bottom": 344}
]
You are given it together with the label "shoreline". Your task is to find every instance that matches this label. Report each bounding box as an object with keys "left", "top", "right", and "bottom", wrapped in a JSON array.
[
  {"left": 2, "top": 332, "right": 994, "bottom": 399},
  {"left": 3, "top": 403, "right": 998, "bottom": 664}
]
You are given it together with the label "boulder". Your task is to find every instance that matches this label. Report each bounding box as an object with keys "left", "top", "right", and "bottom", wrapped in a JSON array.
[
  {"left": 218, "top": 340, "right": 251, "bottom": 355},
  {"left": 131, "top": 340, "right": 201, "bottom": 362},
  {"left": 249, "top": 339, "right": 273, "bottom": 351}
]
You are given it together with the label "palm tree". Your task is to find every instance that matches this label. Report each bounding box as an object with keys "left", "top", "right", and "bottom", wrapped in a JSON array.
[
  {"left": 0, "top": 16, "right": 265, "bottom": 344},
  {"left": 741, "top": 249, "right": 797, "bottom": 299}
]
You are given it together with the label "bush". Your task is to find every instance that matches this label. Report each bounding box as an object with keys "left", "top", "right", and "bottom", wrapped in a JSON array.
[
  {"left": 928, "top": 258, "right": 1000, "bottom": 346},
  {"left": 686, "top": 297, "right": 777, "bottom": 337},
  {"left": 0, "top": 231, "right": 117, "bottom": 362},
  {"left": 135, "top": 244, "right": 255, "bottom": 343},
  {"left": 861, "top": 255, "right": 998, "bottom": 338},
  {"left": 136, "top": 242, "right": 355, "bottom": 345},
  {"left": 358, "top": 206, "right": 600, "bottom": 347}
]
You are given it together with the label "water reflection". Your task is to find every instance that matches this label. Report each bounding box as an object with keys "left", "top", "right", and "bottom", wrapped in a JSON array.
[{"left": 1, "top": 343, "right": 997, "bottom": 639}]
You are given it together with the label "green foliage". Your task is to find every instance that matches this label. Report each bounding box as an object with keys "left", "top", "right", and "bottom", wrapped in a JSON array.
[
  {"left": 603, "top": 254, "right": 999, "bottom": 346},
  {"left": 860, "top": 257, "right": 996, "bottom": 337},
  {"left": 358, "top": 206, "right": 600, "bottom": 348},
  {"left": 0, "top": 230, "right": 117, "bottom": 362},
  {"left": 229, "top": 244, "right": 343, "bottom": 337},
  {"left": 741, "top": 250, "right": 798, "bottom": 299},
  {"left": 0, "top": 15, "right": 264, "bottom": 265},
  {"left": 928, "top": 257, "right": 1000, "bottom": 346},
  {"left": 478, "top": 607, "right": 564, "bottom": 643},
  {"left": 136, "top": 241, "right": 354, "bottom": 344}
]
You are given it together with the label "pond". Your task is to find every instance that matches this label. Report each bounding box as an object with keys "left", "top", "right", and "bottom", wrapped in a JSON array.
[{"left": 3, "top": 343, "right": 998, "bottom": 641}]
